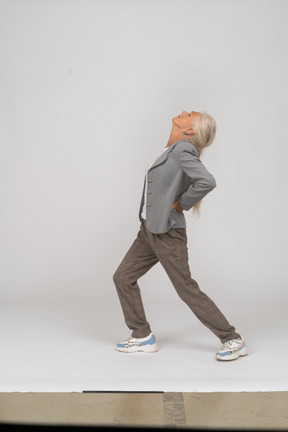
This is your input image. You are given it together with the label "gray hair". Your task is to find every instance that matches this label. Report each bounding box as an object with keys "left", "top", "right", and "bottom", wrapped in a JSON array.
[{"left": 187, "top": 112, "right": 217, "bottom": 156}]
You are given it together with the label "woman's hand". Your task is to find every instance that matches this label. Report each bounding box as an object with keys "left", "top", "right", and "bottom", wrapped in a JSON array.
[{"left": 171, "top": 200, "right": 184, "bottom": 213}]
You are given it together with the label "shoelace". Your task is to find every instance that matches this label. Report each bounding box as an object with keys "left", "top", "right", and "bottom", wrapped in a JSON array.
[
  {"left": 125, "top": 337, "right": 141, "bottom": 347},
  {"left": 222, "top": 339, "right": 240, "bottom": 350}
]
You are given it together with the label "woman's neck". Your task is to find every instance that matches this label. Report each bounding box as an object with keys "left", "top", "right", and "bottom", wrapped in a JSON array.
[{"left": 166, "top": 130, "right": 188, "bottom": 148}]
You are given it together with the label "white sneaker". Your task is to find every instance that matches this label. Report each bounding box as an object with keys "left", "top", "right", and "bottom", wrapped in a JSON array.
[
  {"left": 216, "top": 336, "right": 248, "bottom": 361},
  {"left": 116, "top": 333, "right": 158, "bottom": 353}
]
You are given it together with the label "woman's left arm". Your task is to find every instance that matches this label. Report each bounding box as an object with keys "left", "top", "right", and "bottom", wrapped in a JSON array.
[{"left": 176, "top": 147, "right": 216, "bottom": 211}]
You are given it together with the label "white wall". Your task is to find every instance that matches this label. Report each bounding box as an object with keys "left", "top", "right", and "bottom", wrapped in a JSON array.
[{"left": 1, "top": 0, "right": 287, "bottom": 318}]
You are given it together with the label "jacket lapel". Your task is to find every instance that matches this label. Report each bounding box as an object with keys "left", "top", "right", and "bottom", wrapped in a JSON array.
[{"left": 149, "top": 140, "right": 182, "bottom": 171}]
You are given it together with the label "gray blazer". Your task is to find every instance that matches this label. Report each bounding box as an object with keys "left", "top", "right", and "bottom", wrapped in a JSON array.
[{"left": 139, "top": 139, "right": 216, "bottom": 234}]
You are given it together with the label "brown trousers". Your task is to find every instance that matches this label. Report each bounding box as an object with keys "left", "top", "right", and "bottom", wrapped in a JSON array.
[{"left": 113, "top": 218, "right": 240, "bottom": 343}]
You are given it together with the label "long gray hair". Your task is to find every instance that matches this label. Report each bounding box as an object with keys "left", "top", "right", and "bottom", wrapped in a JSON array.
[
  {"left": 186, "top": 112, "right": 217, "bottom": 215},
  {"left": 187, "top": 112, "right": 216, "bottom": 156}
]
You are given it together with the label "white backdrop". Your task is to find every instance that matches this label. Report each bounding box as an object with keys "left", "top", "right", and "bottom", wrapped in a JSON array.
[
  {"left": 1, "top": 0, "right": 288, "bottom": 324},
  {"left": 1, "top": 0, "right": 288, "bottom": 393}
]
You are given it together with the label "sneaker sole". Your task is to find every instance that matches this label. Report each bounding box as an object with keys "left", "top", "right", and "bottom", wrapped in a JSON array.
[
  {"left": 116, "top": 343, "right": 158, "bottom": 353},
  {"left": 216, "top": 346, "right": 248, "bottom": 361}
]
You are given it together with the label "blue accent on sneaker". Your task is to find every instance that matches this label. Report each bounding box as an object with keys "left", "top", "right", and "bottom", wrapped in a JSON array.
[
  {"left": 141, "top": 334, "right": 156, "bottom": 346},
  {"left": 217, "top": 351, "right": 231, "bottom": 357},
  {"left": 117, "top": 342, "right": 126, "bottom": 348}
]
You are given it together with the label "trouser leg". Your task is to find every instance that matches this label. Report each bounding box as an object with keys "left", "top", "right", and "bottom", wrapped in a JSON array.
[
  {"left": 113, "top": 221, "right": 159, "bottom": 338},
  {"left": 150, "top": 225, "right": 240, "bottom": 344}
]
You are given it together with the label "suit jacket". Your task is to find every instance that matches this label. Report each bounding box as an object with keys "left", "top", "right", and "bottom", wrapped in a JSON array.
[{"left": 139, "top": 139, "right": 216, "bottom": 234}]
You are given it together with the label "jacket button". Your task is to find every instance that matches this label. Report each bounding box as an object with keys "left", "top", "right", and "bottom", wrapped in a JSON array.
[
  {"left": 147, "top": 191, "right": 151, "bottom": 195},
  {"left": 148, "top": 179, "right": 153, "bottom": 183},
  {"left": 147, "top": 202, "right": 151, "bottom": 207}
]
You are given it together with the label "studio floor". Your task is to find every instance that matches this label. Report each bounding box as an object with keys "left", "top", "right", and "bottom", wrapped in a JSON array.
[
  {"left": 0, "top": 299, "right": 287, "bottom": 429},
  {"left": 1, "top": 299, "right": 287, "bottom": 393}
]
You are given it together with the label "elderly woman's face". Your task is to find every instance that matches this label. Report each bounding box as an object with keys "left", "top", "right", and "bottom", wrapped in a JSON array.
[
  {"left": 172, "top": 111, "right": 202, "bottom": 135},
  {"left": 173, "top": 110, "right": 201, "bottom": 128}
]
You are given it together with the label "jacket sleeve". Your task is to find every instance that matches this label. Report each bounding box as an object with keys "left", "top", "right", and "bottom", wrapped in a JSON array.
[{"left": 177, "top": 146, "right": 217, "bottom": 211}]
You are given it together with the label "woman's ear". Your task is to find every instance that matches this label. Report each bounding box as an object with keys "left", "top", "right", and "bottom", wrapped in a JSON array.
[{"left": 187, "top": 127, "right": 196, "bottom": 135}]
